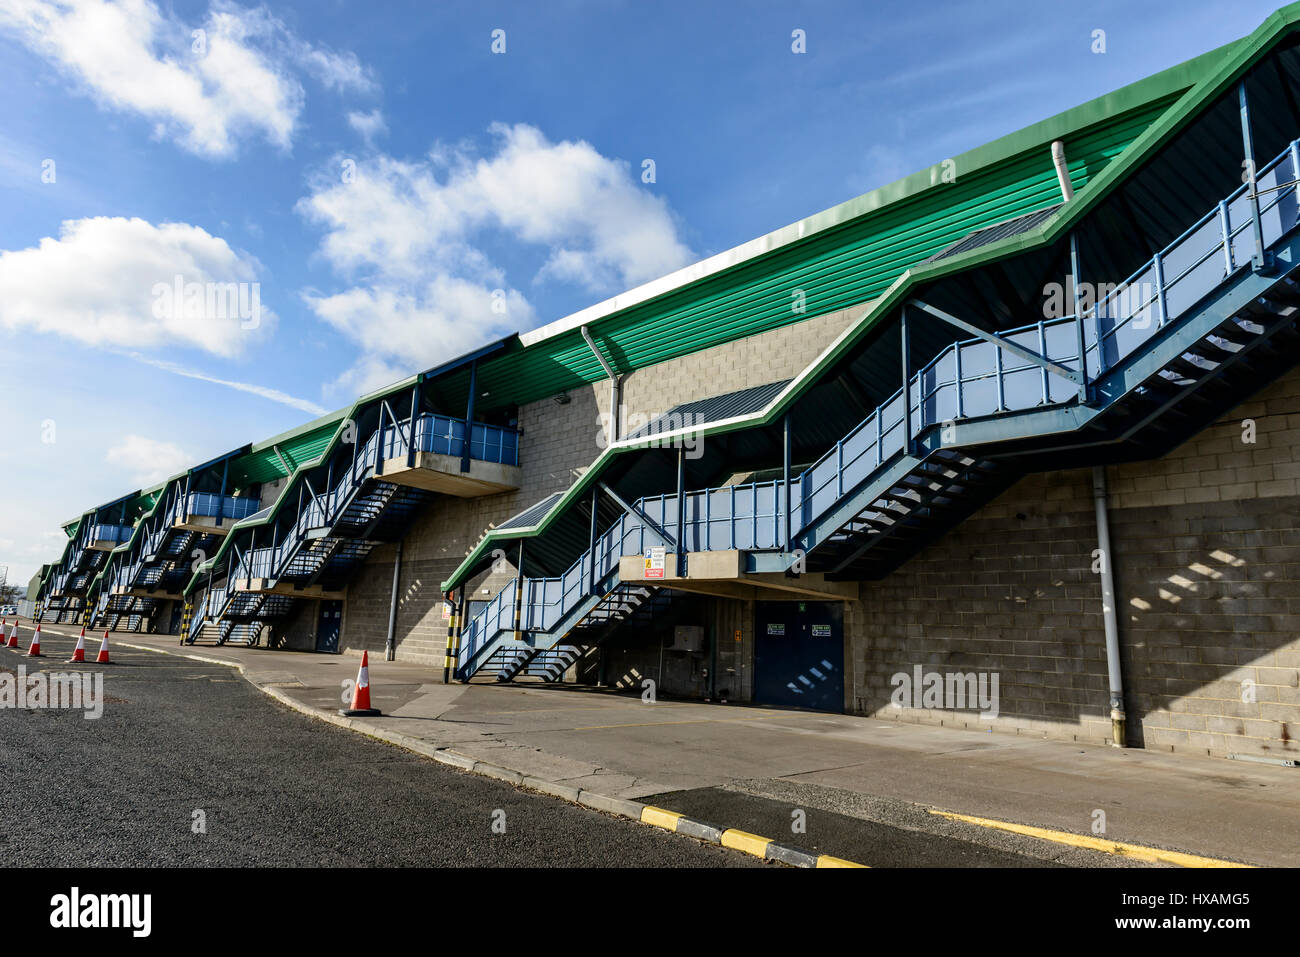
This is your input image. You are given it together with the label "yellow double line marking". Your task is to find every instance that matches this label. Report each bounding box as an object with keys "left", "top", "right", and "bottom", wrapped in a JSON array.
[{"left": 928, "top": 810, "right": 1253, "bottom": 868}]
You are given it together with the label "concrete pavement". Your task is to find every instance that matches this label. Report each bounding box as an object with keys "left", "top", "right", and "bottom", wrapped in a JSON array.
[{"left": 34, "top": 622, "right": 1299, "bottom": 867}]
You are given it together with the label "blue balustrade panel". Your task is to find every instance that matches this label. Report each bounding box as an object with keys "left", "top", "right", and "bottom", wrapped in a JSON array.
[
  {"left": 414, "top": 414, "right": 520, "bottom": 466},
  {"left": 186, "top": 493, "right": 262, "bottom": 521}
]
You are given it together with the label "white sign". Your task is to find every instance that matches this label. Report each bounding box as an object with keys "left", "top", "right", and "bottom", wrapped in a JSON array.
[{"left": 644, "top": 546, "right": 666, "bottom": 579}]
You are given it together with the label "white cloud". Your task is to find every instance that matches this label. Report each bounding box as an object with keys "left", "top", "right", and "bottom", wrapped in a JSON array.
[
  {"left": 297, "top": 123, "right": 694, "bottom": 395},
  {"left": 346, "top": 108, "right": 387, "bottom": 145},
  {"left": 105, "top": 434, "right": 192, "bottom": 485},
  {"left": 295, "top": 42, "right": 376, "bottom": 95},
  {"left": 0, "top": 216, "right": 273, "bottom": 357},
  {"left": 125, "top": 352, "right": 328, "bottom": 415},
  {"left": 0, "top": 0, "right": 375, "bottom": 158},
  {"left": 304, "top": 277, "right": 530, "bottom": 396}
]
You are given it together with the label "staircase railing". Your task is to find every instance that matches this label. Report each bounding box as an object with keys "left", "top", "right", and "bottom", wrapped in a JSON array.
[
  {"left": 456, "top": 137, "right": 1300, "bottom": 677},
  {"left": 208, "top": 411, "right": 519, "bottom": 627}
]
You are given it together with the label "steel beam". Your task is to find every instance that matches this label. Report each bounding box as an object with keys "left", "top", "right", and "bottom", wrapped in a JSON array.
[
  {"left": 598, "top": 482, "right": 676, "bottom": 549},
  {"left": 461, "top": 360, "right": 477, "bottom": 473},
  {"left": 907, "top": 298, "right": 1085, "bottom": 386},
  {"left": 1240, "top": 80, "right": 1272, "bottom": 273}
]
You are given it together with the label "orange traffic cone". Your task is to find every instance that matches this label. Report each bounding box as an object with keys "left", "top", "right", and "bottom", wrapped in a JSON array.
[
  {"left": 69, "top": 627, "right": 87, "bottom": 663},
  {"left": 339, "top": 650, "right": 381, "bottom": 716},
  {"left": 96, "top": 631, "right": 111, "bottom": 664},
  {"left": 26, "top": 624, "right": 42, "bottom": 657},
  {"left": 4, "top": 621, "right": 17, "bottom": 647}
]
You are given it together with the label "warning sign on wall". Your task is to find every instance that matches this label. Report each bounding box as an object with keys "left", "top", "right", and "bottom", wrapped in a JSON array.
[{"left": 644, "top": 546, "right": 666, "bottom": 579}]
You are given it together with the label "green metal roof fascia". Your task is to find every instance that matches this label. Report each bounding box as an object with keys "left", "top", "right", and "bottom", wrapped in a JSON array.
[
  {"left": 182, "top": 374, "right": 422, "bottom": 595},
  {"left": 58, "top": 483, "right": 156, "bottom": 531},
  {"left": 441, "top": 7, "right": 1300, "bottom": 591},
  {"left": 433, "top": 49, "right": 1211, "bottom": 415},
  {"left": 38, "top": 535, "right": 78, "bottom": 591},
  {"left": 91, "top": 470, "right": 190, "bottom": 591},
  {"left": 245, "top": 406, "right": 351, "bottom": 458},
  {"left": 511, "top": 42, "right": 1231, "bottom": 361},
  {"left": 457, "top": 94, "right": 1192, "bottom": 408},
  {"left": 41, "top": 32, "right": 1245, "bottom": 573}
]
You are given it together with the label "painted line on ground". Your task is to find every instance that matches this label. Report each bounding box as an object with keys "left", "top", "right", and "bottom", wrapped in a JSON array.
[
  {"left": 108, "top": 639, "right": 870, "bottom": 868},
  {"left": 927, "top": 809, "right": 1254, "bottom": 868},
  {"left": 640, "top": 805, "right": 867, "bottom": 868}
]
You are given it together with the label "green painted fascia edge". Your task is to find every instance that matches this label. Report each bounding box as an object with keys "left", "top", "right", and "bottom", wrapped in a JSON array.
[
  {"left": 87, "top": 470, "right": 191, "bottom": 591},
  {"left": 441, "top": 5, "right": 1300, "bottom": 591},
  {"left": 57, "top": 404, "right": 342, "bottom": 562},
  {"left": 734, "top": 46, "right": 1229, "bottom": 247},
  {"left": 182, "top": 374, "right": 421, "bottom": 595},
  {"left": 39, "top": 44, "right": 1221, "bottom": 554},
  {"left": 246, "top": 407, "right": 348, "bottom": 457},
  {"left": 58, "top": 482, "right": 160, "bottom": 531},
  {"left": 513, "top": 38, "right": 1234, "bottom": 365},
  {"left": 37, "top": 539, "right": 73, "bottom": 591}
]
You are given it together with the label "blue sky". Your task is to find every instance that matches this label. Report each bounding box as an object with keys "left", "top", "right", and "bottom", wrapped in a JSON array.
[{"left": 0, "top": 0, "right": 1283, "bottom": 585}]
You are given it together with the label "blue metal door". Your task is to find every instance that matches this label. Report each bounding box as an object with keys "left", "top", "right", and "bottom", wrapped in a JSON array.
[
  {"left": 316, "top": 601, "right": 342, "bottom": 653},
  {"left": 753, "top": 601, "right": 844, "bottom": 712}
]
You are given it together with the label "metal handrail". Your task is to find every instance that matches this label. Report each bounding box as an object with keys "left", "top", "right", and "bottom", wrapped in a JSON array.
[{"left": 457, "top": 137, "right": 1300, "bottom": 672}]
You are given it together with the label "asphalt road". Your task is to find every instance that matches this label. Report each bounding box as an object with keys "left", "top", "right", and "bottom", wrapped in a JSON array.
[{"left": 0, "top": 628, "right": 760, "bottom": 867}]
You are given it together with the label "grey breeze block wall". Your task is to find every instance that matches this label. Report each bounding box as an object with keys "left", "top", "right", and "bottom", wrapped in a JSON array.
[
  {"left": 338, "top": 306, "right": 859, "bottom": 665},
  {"left": 849, "top": 362, "right": 1300, "bottom": 759}
]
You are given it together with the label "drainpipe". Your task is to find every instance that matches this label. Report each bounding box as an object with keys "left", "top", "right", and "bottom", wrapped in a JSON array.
[
  {"left": 1092, "top": 467, "right": 1126, "bottom": 747},
  {"left": 384, "top": 540, "right": 402, "bottom": 661},
  {"left": 1051, "top": 140, "right": 1073, "bottom": 202},
  {"left": 581, "top": 325, "right": 623, "bottom": 446},
  {"left": 1057, "top": 137, "right": 1125, "bottom": 746}
]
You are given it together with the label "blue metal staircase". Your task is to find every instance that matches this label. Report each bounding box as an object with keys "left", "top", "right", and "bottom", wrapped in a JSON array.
[
  {"left": 96, "top": 593, "right": 160, "bottom": 632},
  {"left": 455, "top": 137, "right": 1300, "bottom": 681},
  {"left": 189, "top": 410, "right": 519, "bottom": 644}
]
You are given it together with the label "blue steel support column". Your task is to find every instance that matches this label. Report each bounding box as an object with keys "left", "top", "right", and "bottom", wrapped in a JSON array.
[
  {"left": 588, "top": 486, "right": 599, "bottom": 593},
  {"left": 407, "top": 380, "right": 419, "bottom": 468},
  {"left": 900, "top": 306, "right": 914, "bottom": 456},
  {"left": 375, "top": 402, "right": 386, "bottom": 477},
  {"left": 216, "top": 458, "right": 228, "bottom": 527},
  {"left": 782, "top": 414, "right": 792, "bottom": 551},
  {"left": 675, "top": 447, "right": 686, "bottom": 577},
  {"left": 1240, "top": 80, "right": 1269, "bottom": 273},
  {"left": 1070, "top": 232, "right": 1091, "bottom": 400},
  {"left": 461, "top": 360, "right": 478, "bottom": 474},
  {"left": 512, "top": 540, "right": 525, "bottom": 642}
]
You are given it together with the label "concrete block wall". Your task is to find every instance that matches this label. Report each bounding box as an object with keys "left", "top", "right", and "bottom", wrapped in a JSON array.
[
  {"left": 277, "top": 598, "right": 319, "bottom": 652},
  {"left": 258, "top": 477, "right": 287, "bottom": 510},
  {"left": 849, "top": 363, "right": 1300, "bottom": 759},
  {"left": 338, "top": 307, "right": 857, "bottom": 666}
]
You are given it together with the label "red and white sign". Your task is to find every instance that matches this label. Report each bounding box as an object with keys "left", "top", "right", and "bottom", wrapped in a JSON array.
[{"left": 644, "top": 546, "right": 665, "bottom": 579}]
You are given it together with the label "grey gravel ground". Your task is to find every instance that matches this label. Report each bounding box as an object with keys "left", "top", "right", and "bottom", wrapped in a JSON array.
[{"left": 0, "top": 633, "right": 762, "bottom": 868}]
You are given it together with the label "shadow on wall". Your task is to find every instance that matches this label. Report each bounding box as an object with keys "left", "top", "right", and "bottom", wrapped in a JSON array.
[{"left": 851, "top": 479, "right": 1300, "bottom": 759}]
